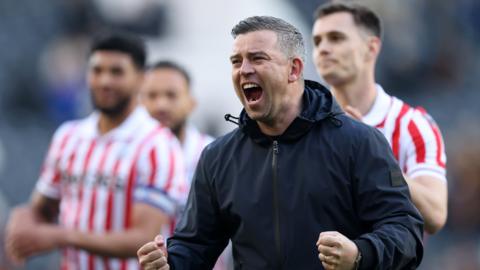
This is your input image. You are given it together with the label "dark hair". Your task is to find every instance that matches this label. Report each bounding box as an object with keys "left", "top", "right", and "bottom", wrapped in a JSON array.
[
  {"left": 149, "top": 60, "right": 191, "bottom": 87},
  {"left": 314, "top": 2, "right": 382, "bottom": 38},
  {"left": 89, "top": 32, "right": 146, "bottom": 69},
  {"left": 231, "top": 16, "right": 305, "bottom": 61}
]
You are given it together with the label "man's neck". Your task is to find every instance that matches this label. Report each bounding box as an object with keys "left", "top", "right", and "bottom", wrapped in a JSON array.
[
  {"left": 257, "top": 88, "right": 303, "bottom": 137},
  {"left": 174, "top": 125, "right": 187, "bottom": 146},
  {"left": 331, "top": 76, "right": 377, "bottom": 116},
  {"left": 98, "top": 101, "right": 136, "bottom": 135}
]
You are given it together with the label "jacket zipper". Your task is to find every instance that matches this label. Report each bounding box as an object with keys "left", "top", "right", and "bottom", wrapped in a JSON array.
[{"left": 272, "top": 140, "right": 282, "bottom": 268}]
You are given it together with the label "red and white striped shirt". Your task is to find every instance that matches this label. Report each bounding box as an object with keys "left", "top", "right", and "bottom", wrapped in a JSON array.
[
  {"left": 363, "top": 85, "right": 446, "bottom": 181},
  {"left": 182, "top": 126, "right": 214, "bottom": 188},
  {"left": 36, "top": 106, "right": 187, "bottom": 270}
]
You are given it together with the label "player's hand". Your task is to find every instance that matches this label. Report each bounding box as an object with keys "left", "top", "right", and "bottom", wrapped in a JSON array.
[
  {"left": 138, "top": 235, "right": 169, "bottom": 270},
  {"left": 316, "top": 231, "right": 358, "bottom": 270},
  {"left": 5, "top": 206, "right": 37, "bottom": 265},
  {"left": 344, "top": 106, "right": 363, "bottom": 121},
  {"left": 6, "top": 221, "right": 64, "bottom": 263}
]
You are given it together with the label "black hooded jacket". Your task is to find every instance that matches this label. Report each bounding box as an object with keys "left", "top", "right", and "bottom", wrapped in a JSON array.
[{"left": 167, "top": 80, "right": 424, "bottom": 269}]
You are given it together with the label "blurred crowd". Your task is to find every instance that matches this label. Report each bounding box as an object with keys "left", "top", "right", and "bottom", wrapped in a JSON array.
[{"left": 0, "top": 0, "right": 479, "bottom": 269}]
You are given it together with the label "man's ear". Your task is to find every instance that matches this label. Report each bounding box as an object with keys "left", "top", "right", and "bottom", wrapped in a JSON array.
[
  {"left": 134, "top": 70, "right": 145, "bottom": 95},
  {"left": 366, "top": 36, "right": 381, "bottom": 62},
  {"left": 188, "top": 97, "right": 197, "bottom": 114},
  {"left": 288, "top": 57, "right": 304, "bottom": 83}
]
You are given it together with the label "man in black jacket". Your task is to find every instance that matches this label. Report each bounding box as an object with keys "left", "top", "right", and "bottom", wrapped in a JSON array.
[{"left": 138, "top": 16, "right": 424, "bottom": 270}]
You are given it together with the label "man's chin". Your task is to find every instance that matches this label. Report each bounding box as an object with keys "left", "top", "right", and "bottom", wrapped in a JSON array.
[
  {"left": 92, "top": 96, "right": 132, "bottom": 117},
  {"left": 245, "top": 109, "right": 267, "bottom": 122},
  {"left": 320, "top": 72, "right": 349, "bottom": 86},
  {"left": 94, "top": 103, "right": 130, "bottom": 117}
]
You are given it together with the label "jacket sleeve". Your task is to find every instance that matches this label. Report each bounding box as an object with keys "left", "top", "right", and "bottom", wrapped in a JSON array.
[
  {"left": 167, "top": 148, "right": 229, "bottom": 270},
  {"left": 352, "top": 127, "right": 424, "bottom": 270}
]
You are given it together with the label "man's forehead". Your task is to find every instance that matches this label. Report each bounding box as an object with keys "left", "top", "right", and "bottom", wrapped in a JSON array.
[
  {"left": 149, "top": 68, "right": 180, "bottom": 77},
  {"left": 313, "top": 12, "right": 357, "bottom": 33},
  {"left": 148, "top": 68, "right": 189, "bottom": 85},
  {"left": 231, "top": 30, "right": 278, "bottom": 54},
  {"left": 89, "top": 51, "right": 133, "bottom": 66},
  {"left": 144, "top": 71, "right": 189, "bottom": 93}
]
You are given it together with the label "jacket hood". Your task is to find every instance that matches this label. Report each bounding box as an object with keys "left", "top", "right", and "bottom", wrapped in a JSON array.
[{"left": 225, "top": 80, "right": 344, "bottom": 146}]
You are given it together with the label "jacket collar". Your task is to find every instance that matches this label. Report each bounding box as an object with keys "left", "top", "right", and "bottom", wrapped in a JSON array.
[{"left": 236, "top": 80, "right": 344, "bottom": 146}]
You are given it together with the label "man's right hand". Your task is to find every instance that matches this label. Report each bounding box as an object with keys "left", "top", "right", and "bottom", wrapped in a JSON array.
[
  {"left": 138, "top": 235, "right": 169, "bottom": 270},
  {"left": 5, "top": 206, "right": 36, "bottom": 265}
]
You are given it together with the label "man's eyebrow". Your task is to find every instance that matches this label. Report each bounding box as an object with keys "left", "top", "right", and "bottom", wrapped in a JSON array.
[
  {"left": 315, "top": 29, "right": 346, "bottom": 35},
  {"left": 245, "top": 51, "right": 272, "bottom": 61},
  {"left": 248, "top": 51, "right": 269, "bottom": 57},
  {"left": 229, "top": 54, "right": 240, "bottom": 61},
  {"left": 229, "top": 51, "right": 270, "bottom": 61},
  {"left": 325, "top": 30, "right": 347, "bottom": 37}
]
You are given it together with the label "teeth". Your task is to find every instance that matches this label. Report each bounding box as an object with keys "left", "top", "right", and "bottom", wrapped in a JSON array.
[{"left": 242, "top": 83, "right": 259, "bottom": 90}]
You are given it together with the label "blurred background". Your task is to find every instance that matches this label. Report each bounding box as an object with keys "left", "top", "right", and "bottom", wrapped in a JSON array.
[{"left": 0, "top": 0, "right": 479, "bottom": 269}]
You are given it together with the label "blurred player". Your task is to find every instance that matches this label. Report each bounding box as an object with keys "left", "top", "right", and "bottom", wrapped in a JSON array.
[
  {"left": 312, "top": 2, "right": 447, "bottom": 234},
  {"left": 140, "top": 61, "right": 233, "bottom": 270},
  {"left": 5, "top": 33, "right": 186, "bottom": 269},
  {"left": 140, "top": 61, "right": 214, "bottom": 184}
]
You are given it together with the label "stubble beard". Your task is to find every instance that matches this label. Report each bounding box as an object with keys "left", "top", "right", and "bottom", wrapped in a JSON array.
[{"left": 92, "top": 94, "right": 132, "bottom": 118}]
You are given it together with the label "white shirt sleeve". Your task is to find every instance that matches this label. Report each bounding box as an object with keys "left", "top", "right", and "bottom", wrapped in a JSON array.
[
  {"left": 36, "top": 122, "right": 78, "bottom": 199},
  {"left": 403, "top": 108, "right": 447, "bottom": 181}
]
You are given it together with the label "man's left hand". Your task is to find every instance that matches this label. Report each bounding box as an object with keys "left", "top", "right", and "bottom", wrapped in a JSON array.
[{"left": 316, "top": 231, "right": 358, "bottom": 270}]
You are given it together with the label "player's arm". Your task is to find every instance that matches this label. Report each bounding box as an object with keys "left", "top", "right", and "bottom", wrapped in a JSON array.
[
  {"left": 405, "top": 175, "right": 447, "bottom": 234},
  {"left": 30, "top": 190, "right": 60, "bottom": 222},
  {"left": 9, "top": 191, "right": 60, "bottom": 224},
  {"left": 7, "top": 194, "right": 169, "bottom": 260},
  {"left": 5, "top": 191, "right": 60, "bottom": 263},
  {"left": 62, "top": 202, "right": 170, "bottom": 258},
  {"left": 404, "top": 113, "right": 448, "bottom": 234}
]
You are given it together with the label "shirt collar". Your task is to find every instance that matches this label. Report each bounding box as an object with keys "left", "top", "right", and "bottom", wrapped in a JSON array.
[
  {"left": 363, "top": 84, "right": 392, "bottom": 126},
  {"left": 81, "top": 106, "right": 149, "bottom": 140}
]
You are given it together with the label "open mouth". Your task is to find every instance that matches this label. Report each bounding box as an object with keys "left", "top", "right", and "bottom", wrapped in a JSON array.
[{"left": 242, "top": 83, "right": 263, "bottom": 103}]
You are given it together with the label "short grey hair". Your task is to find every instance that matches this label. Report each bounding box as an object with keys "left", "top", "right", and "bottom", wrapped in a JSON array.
[{"left": 231, "top": 16, "right": 306, "bottom": 62}]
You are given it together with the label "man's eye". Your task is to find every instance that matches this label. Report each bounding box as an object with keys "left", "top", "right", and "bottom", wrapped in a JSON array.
[
  {"left": 91, "top": 67, "right": 102, "bottom": 74},
  {"left": 111, "top": 68, "right": 124, "bottom": 76},
  {"left": 330, "top": 34, "right": 343, "bottom": 42}
]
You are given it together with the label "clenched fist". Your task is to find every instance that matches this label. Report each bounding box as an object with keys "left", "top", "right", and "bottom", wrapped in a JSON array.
[
  {"left": 137, "top": 235, "right": 169, "bottom": 270},
  {"left": 316, "top": 231, "right": 358, "bottom": 270}
]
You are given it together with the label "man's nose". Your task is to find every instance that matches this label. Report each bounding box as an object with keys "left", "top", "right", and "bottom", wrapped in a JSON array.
[
  {"left": 155, "top": 97, "right": 169, "bottom": 110},
  {"left": 316, "top": 40, "right": 332, "bottom": 56},
  {"left": 99, "top": 73, "right": 114, "bottom": 87},
  {"left": 240, "top": 60, "right": 255, "bottom": 75}
]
